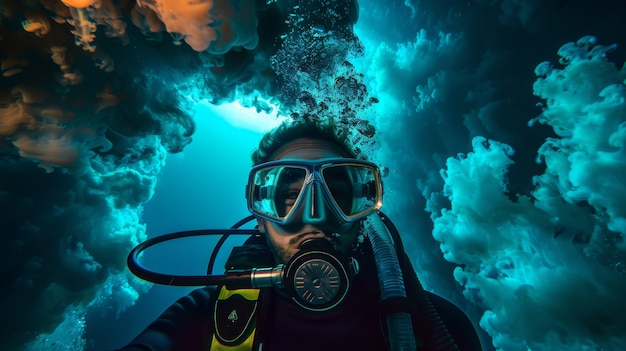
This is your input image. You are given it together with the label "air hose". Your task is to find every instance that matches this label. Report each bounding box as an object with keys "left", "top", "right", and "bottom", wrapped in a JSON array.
[
  {"left": 372, "top": 213, "right": 460, "bottom": 351},
  {"left": 365, "top": 213, "right": 417, "bottom": 351}
]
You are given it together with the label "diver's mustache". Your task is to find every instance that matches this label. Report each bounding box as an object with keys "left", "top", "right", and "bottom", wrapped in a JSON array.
[{"left": 288, "top": 231, "right": 336, "bottom": 246}]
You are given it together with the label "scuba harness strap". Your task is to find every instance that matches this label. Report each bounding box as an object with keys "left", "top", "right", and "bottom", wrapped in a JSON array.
[
  {"left": 210, "top": 286, "right": 263, "bottom": 351},
  {"left": 210, "top": 233, "right": 274, "bottom": 351}
]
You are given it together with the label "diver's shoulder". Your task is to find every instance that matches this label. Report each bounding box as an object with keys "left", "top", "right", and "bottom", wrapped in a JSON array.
[
  {"left": 172, "top": 286, "right": 219, "bottom": 311},
  {"left": 424, "top": 291, "right": 483, "bottom": 350}
]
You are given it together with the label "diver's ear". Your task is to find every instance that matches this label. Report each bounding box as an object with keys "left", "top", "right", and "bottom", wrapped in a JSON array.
[{"left": 256, "top": 218, "right": 266, "bottom": 233}]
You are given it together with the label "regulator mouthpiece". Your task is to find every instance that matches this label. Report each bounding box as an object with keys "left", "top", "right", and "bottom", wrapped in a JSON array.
[{"left": 282, "top": 238, "right": 358, "bottom": 311}]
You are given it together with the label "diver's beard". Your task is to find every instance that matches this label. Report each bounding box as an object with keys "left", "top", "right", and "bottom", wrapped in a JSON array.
[
  {"left": 269, "top": 244, "right": 290, "bottom": 265},
  {"left": 287, "top": 231, "right": 337, "bottom": 246},
  {"left": 269, "top": 233, "right": 342, "bottom": 264},
  {"left": 263, "top": 219, "right": 362, "bottom": 264}
]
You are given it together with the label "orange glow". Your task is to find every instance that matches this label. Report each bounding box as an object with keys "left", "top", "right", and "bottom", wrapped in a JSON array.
[
  {"left": 61, "top": 0, "right": 99, "bottom": 9},
  {"left": 1, "top": 56, "right": 29, "bottom": 77},
  {"left": 22, "top": 14, "right": 51, "bottom": 37},
  {"left": 96, "top": 87, "right": 119, "bottom": 113},
  {"left": 12, "top": 125, "right": 80, "bottom": 173},
  {"left": 130, "top": 4, "right": 164, "bottom": 33},
  {"left": 95, "top": 0, "right": 129, "bottom": 45},
  {"left": 11, "top": 85, "right": 47, "bottom": 104},
  {"left": 137, "top": 0, "right": 216, "bottom": 52},
  {"left": 66, "top": 7, "right": 97, "bottom": 51},
  {"left": 0, "top": 102, "right": 35, "bottom": 136}
]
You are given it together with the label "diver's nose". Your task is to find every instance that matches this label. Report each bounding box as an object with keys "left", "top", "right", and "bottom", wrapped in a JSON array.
[{"left": 302, "top": 181, "right": 327, "bottom": 224}]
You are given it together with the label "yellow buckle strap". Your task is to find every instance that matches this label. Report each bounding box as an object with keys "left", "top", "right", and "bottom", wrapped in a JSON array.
[
  {"left": 210, "top": 286, "right": 261, "bottom": 351},
  {"left": 218, "top": 287, "right": 260, "bottom": 301}
]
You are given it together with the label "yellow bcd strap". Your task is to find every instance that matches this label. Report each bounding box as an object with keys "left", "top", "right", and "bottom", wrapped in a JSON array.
[{"left": 209, "top": 286, "right": 261, "bottom": 351}]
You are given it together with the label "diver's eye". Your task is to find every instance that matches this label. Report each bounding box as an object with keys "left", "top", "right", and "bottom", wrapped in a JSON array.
[
  {"left": 283, "top": 189, "right": 300, "bottom": 204},
  {"left": 277, "top": 188, "right": 301, "bottom": 205},
  {"left": 274, "top": 189, "right": 300, "bottom": 217}
]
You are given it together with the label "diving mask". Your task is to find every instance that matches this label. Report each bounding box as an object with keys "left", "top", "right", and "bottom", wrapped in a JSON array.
[{"left": 246, "top": 158, "right": 383, "bottom": 225}]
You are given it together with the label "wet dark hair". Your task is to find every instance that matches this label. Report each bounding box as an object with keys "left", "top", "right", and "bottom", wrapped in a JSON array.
[{"left": 251, "top": 115, "right": 358, "bottom": 165}]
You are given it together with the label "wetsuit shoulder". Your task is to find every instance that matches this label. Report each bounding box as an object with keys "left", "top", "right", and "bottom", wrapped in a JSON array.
[
  {"left": 117, "top": 286, "right": 218, "bottom": 351},
  {"left": 426, "top": 291, "right": 483, "bottom": 350},
  {"left": 397, "top": 249, "right": 482, "bottom": 350}
]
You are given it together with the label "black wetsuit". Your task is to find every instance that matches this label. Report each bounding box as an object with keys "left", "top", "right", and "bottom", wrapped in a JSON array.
[{"left": 117, "top": 237, "right": 483, "bottom": 351}]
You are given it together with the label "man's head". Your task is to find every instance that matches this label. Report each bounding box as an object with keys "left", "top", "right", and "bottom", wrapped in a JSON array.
[
  {"left": 247, "top": 117, "right": 382, "bottom": 264},
  {"left": 251, "top": 116, "right": 357, "bottom": 166}
]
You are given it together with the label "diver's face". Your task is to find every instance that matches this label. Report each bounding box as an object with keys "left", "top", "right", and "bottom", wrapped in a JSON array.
[{"left": 256, "top": 138, "right": 360, "bottom": 264}]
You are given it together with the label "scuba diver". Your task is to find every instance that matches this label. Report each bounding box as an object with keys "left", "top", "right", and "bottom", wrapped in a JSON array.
[{"left": 118, "top": 117, "right": 483, "bottom": 351}]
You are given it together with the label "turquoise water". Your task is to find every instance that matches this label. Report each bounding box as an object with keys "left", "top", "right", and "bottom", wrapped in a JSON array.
[{"left": 1, "top": 1, "right": 626, "bottom": 350}]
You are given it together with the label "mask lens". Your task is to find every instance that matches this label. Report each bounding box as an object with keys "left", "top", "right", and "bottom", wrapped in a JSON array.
[
  {"left": 321, "top": 166, "right": 353, "bottom": 215},
  {"left": 251, "top": 165, "right": 307, "bottom": 221},
  {"left": 322, "top": 164, "right": 381, "bottom": 219}
]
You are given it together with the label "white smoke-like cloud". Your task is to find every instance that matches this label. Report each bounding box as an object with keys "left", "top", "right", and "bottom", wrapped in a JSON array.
[
  {"left": 430, "top": 36, "right": 626, "bottom": 351},
  {"left": 358, "top": 1, "right": 626, "bottom": 350}
]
